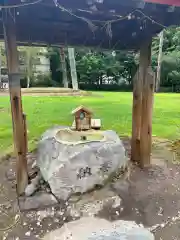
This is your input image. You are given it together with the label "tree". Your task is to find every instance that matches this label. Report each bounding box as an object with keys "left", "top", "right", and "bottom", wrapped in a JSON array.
[
  {"left": 152, "top": 26, "right": 180, "bottom": 91},
  {"left": 26, "top": 48, "right": 33, "bottom": 88},
  {"left": 76, "top": 50, "right": 137, "bottom": 87},
  {"left": 156, "top": 30, "right": 164, "bottom": 92},
  {"left": 48, "top": 47, "right": 62, "bottom": 86}
]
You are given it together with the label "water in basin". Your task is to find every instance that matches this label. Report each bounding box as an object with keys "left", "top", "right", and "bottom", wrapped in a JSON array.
[{"left": 55, "top": 128, "right": 105, "bottom": 144}]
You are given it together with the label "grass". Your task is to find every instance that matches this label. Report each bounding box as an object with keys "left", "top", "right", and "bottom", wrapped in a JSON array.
[{"left": 0, "top": 92, "right": 180, "bottom": 157}]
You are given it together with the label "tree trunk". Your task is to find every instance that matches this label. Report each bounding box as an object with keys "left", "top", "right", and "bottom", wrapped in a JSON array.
[
  {"left": 0, "top": 46, "right": 1, "bottom": 84},
  {"left": 26, "top": 48, "right": 32, "bottom": 88},
  {"left": 99, "top": 75, "right": 103, "bottom": 85},
  {"left": 68, "top": 48, "right": 78, "bottom": 90},
  {"left": 27, "top": 76, "right": 30, "bottom": 88},
  {"left": 156, "top": 30, "right": 164, "bottom": 92},
  {"left": 60, "top": 47, "right": 68, "bottom": 88}
]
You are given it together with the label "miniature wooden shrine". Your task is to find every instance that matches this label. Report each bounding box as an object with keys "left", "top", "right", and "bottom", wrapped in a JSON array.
[{"left": 71, "top": 106, "right": 92, "bottom": 131}]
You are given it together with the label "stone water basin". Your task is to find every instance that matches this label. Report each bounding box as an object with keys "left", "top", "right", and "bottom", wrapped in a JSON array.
[
  {"left": 55, "top": 128, "right": 105, "bottom": 144},
  {"left": 37, "top": 126, "right": 128, "bottom": 200}
]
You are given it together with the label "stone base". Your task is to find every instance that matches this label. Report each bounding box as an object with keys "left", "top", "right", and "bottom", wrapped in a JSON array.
[
  {"left": 37, "top": 126, "right": 127, "bottom": 200},
  {"left": 43, "top": 217, "right": 154, "bottom": 240},
  {"left": 19, "top": 193, "right": 58, "bottom": 211}
]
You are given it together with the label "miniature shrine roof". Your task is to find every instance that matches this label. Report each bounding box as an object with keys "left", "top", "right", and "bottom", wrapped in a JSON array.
[
  {"left": 1, "top": 0, "right": 180, "bottom": 50},
  {"left": 71, "top": 106, "right": 92, "bottom": 115}
]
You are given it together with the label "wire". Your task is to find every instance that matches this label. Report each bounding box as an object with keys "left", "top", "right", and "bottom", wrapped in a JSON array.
[
  {"left": 135, "top": 9, "right": 166, "bottom": 29},
  {"left": 98, "top": 9, "right": 166, "bottom": 28},
  {"left": 53, "top": 0, "right": 166, "bottom": 28},
  {"left": 52, "top": 0, "right": 98, "bottom": 33},
  {"left": 0, "top": 0, "right": 42, "bottom": 9},
  {"left": 52, "top": 1, "right": 166, "bottom": 39}
]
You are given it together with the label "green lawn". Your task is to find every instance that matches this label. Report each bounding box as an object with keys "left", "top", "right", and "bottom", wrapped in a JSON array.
[{"left": 0, "top": 92, "right": 180, "bottom": 156}]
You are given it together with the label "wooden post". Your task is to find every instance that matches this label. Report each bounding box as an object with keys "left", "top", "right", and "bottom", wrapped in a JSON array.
[
  {"left": 3, "top": 9, "right": 28, "bottom": 195},
  {"left": 131, "top": 70, "right": 142, "bottom": 163},
  {"left": 23, "top": 113, "right": 28, "bottom": 154},
  {"left": 131, "top": 39, "right": 154, "bottom": 167},
  {"left": 131, "top": 41, "right": 148, "bottom": 163},
  {"left": 139, "top": 40, "right": 154, "bottom": 167}
]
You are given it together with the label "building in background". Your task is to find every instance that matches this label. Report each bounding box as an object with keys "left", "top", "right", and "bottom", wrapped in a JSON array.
[
  {"left": 0, "top": 67, "right": 8, "bottom": 90},
  {"left": 19, "top": 47, "right": 50, "bottom": 75},
  {"left": 0, "top": 46, "right": 50, "bottom": 89},
  {"left": 34, "top": 48, "right": 50, "bottom": 74},
  {"left": 0, "top": 78, "right": 9, "bottom": 89}
]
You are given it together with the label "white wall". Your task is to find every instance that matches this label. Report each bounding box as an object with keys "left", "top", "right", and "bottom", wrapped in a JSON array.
[{"left": 35, "top": 55, "right": 50, "bottom": 73}]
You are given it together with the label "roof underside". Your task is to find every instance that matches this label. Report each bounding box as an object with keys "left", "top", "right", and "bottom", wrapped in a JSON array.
[
  {"left": 1, "top": 0, "right": 180, "bottom": 50},
  {"left": 145, "top": 0, "right": 180, "bottom": 6}
]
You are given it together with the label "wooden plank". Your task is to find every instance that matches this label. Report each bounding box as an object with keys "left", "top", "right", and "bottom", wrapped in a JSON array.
[
  {"left": 3, "top": 9, "right": 28, "bottom": 195},
  {"left": 131, "top": 69, "right": 142, "bottom": 163},
  {"left": 139, "top": 39, "right": 154, "bottom": 167}
]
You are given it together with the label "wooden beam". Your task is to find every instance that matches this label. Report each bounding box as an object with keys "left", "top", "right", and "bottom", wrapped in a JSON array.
[
  {"left": 3, "top": 9, "right": 28, "bottom": 195},
  {"left": 139, "top": 39, "right": 154, "bottom": 167}
]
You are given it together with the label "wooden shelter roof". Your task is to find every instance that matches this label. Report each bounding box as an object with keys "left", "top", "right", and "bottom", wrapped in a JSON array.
[
  {"left": 1, "top": 0, "right": 180, "bottom": 50},
  {"left": 146, "top": 0, "right": 180, "bottom": 6}
]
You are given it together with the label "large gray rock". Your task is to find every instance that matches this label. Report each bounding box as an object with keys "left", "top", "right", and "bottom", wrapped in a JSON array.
[
  {"left": 43, "top": 217, "right": 154, "bottom": 240},
  {"left": 37, "top": 126, "right": 127, "bottom": 200}
]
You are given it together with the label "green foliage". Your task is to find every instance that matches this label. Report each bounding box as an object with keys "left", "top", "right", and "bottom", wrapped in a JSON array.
[
  {"left": 47, "top": 47, "right": 63, "bottom": 86},
  {"left": 76, "top": 50, "right": 137, "bottom": 86},
  {"left": 47, "top": 47, "right": 137, "bottom": 89},
  {"left": 30, "top": 74, "right": 55, "bottom": 87},
  {"left": 152, "top": 27, "right": 180, "bottom": 91}
]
